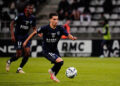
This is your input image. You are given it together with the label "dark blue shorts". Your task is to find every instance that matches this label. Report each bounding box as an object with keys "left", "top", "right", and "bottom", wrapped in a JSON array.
[
  {"left": 14, "top": 35, "right": 31, "bottom": 50},
  {"left": 42, "top": 49, "right": 61, "bottom": 63}
]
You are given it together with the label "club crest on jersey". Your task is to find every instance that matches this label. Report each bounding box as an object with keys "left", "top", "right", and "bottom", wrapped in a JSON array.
[
  {"left": 57, "top": 31, "right": 60, "bottom": 35},
  {"left": 51, "top": 33, "right": 56, "bottom": 38},
  {"left": 25, "top": 21, "right": 29, "bottom": 25}
]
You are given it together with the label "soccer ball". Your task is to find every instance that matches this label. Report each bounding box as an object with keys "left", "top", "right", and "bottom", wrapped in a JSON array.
[{"left": 65, "top": 67, "right": 77, "bottom": 78}]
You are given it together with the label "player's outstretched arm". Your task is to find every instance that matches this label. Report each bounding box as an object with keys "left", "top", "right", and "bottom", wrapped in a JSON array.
[
  {"left": 68, "top": 34, "right": 77, "bottom": 40},
  {"left": 23, "top": 31, "right": 37, "bottom": 47},
  {"left": 10, "top": 21, "right": 15, "bottom": 42}
]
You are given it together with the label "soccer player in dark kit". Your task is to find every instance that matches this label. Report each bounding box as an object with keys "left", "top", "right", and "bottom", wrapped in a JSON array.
[
  {"left": 6, "top": 4, "right": 37, "bottom": 73},
  {"left": 23, "top": 13, "right": 77, "bottom": 82}
]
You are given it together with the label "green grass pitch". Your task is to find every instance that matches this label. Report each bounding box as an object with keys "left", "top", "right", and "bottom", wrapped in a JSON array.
[{"left": 0, "top": 57, "right": 120, "bottom": 86}]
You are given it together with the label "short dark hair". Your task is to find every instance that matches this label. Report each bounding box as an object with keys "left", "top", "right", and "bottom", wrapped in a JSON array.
[
  {"left": 49, "top": 13, "right": 58, "bottom": 19},
  {"left": 24, "top": 3, "right": 33, "bottom": 9}
]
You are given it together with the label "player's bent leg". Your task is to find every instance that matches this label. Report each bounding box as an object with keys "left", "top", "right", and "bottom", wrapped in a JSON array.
[
  {"left": 6, "top": 50, "right": 22, "bottom": 72},
  {"left": 56, "top": 57, "right": 63, "bottom": 63},
  {"left": 52, "top": 58, "right": 64, "bottom": 75},
  {"left": 49, "top": 57, "right": 64, "bottom": 82},
  {"left": 49, "top": 62, "right": 64, "bottom": 82},
  {"left": 54, "top": 60, "right": 64, "bottom": 75},
  {"left": 17, "top": 48, "right": 30, "bottom": 73},
  {"left": 43, "top": 51, "right": 63, "bottom": 82}
]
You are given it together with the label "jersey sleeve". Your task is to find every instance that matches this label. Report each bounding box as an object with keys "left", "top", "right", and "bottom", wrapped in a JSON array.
[
  {"left": 37, "top": 26, "right": 44, "bottom": 34},
  {"left": 14, "top": 14, "right": 21, "bottom": 23},
  {"left": 61, "top": 26, "right": 69, "bottom": 36}
]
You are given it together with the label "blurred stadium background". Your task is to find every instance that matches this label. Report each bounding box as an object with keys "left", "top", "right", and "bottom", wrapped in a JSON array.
[
  {"left": 0, "top": 0, "right": 120, "bottom": 57},
  {"left": 0, "top": 1, "right": 120, "bottom": 86}
]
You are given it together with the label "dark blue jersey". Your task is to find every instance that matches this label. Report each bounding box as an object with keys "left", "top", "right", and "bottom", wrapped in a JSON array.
[
  {"left": 37, "top": 25, "right": 69, "bottom": 51},
  {"left": 14, "top": 13, "right": 36, "bottom": 36}
]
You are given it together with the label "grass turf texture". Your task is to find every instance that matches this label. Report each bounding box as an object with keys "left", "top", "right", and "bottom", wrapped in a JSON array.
[{"left": 0, "top": 57, "right": 120, "bottom": 86}]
